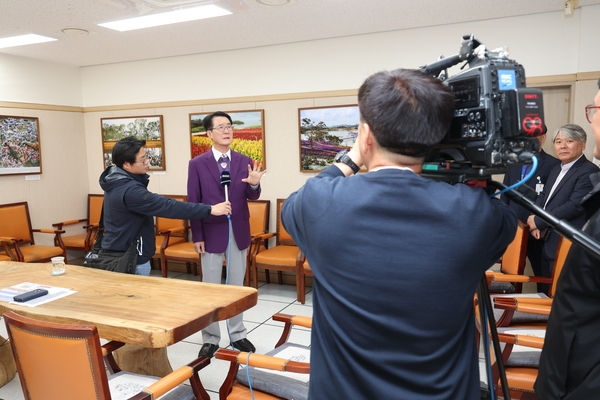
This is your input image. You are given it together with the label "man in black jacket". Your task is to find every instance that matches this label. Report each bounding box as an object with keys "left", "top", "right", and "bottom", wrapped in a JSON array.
[
  {"left": 99, "top": 136, "right": 230, "bottom": 275},
  {"left": 535, "top": 79, "right": 600, "bottom": 399}
]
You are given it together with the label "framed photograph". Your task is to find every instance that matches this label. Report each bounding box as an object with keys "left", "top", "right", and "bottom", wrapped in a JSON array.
[
  {"left": 190, "top": 110, "right": 265, "bottom": 168},
  {"left": 299, "top": 105, "right": 359, "bottom": 172},
  {"left": 0, "top": 115, "right": 42, "bottom": 176},
  {"left": 101, "top": 116, "right": 165, "bottom": 170}
]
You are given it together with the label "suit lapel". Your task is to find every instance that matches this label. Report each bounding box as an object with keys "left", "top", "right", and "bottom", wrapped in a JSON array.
[
  {"left": 203, "top": 153, "right": 221, "bottom": 185},
  {"left": 546, "top": 157, "right": 585, "bottom": 204}
]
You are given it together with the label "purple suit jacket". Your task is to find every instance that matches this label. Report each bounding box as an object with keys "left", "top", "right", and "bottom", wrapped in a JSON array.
[{"left": 187, "top": 150, "right": 261, "bottom": 254}]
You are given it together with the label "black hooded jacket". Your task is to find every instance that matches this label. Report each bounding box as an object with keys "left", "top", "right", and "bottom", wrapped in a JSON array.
[{"left": 99, "top": 165, "right": 211, "bottom": 264}]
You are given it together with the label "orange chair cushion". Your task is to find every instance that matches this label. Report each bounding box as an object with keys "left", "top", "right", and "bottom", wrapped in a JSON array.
[
  {"left": 227, "top": 382, "right": 285, "bottom": 400},
  {"left": 255, "top": 246, "right": 298, "bottom": 266},
  {"left": 155, "top": 236, "right": 186, "bottom": 253},
  {"left": 503, "top": 367, "right": 537, "bottom": 393},
  {"left": 0, "top": 254, "right": 12, "bottom": 261},
  {"left": 10, "top": 327, "right": 100, "bottom": 399},
  {"left": 62, "top": 233, "right": 88, "bottom": 248},
  {"left": 164, "top": 242, "right": 198, "bottom": 258},
  {"left": 20, "top": 245, "right": 64, "bottom": 262}
]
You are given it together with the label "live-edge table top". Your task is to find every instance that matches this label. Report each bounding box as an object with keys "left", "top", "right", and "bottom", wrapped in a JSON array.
[{"left": 0, "top": 261, "right": 258, "bottom": 348}]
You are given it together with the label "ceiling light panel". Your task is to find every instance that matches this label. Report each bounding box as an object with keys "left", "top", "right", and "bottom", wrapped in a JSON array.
[
  {"left": 98, "top": 4, "right": 232, "bottom": 31},
  {"left": 0, "top": 34, "right": 57, "bottom": 49}
]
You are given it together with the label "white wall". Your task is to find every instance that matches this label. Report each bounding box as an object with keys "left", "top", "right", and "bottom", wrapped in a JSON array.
[
  {"left": 80, "top": 7, "right": 590, "bottom": 107},
  {"left": 0, "top": 53, "right": 82, "bottom": 107}
]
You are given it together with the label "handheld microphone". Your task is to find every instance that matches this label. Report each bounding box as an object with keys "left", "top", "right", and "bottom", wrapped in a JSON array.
[{"left": 220, "top": 171, "right": 231, "bottom": 202}]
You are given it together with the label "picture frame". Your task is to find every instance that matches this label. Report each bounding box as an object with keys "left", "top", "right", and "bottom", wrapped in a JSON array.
[
  {"left": 298, "top": 105, "right": 359, "bottom": 172},
  {"left": 190, "top": 110, "right": 265, "bottom": 169},
  {"left": 101, "top": 115, "right": 165, "bottom": 171},
  {"left": 0, "top": 115, "right": 42, "bottom": 176}
]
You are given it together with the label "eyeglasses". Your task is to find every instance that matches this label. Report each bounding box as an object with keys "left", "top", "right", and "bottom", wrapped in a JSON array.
[
  {"left": 210, "top": 124, "right": 234, "bottom": 133},
  {"left": 135, "top": 156, "right": 149, "bottom": 164},
  {"left": 585, "top": 104, "right": 600, "bottom": 123}
]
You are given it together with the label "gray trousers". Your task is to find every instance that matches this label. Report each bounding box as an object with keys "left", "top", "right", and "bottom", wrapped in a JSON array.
[{"left": 201, "top": 225, "right": 248, "bottom": 345}]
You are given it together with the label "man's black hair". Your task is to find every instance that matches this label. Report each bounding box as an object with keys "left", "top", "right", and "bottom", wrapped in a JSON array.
[
  {"left": 202, "top": 111, "right": 233, "bottom": 131},
  {"left": 112, "top": 136, "right": 146, "bottom": 168},
  {"left": 358, "top": 68, "right": 455, "bottom": 157}
]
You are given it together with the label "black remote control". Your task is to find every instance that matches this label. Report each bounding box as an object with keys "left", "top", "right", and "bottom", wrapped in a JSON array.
[{"left": 13, "top": 289, "right": 49, "bottom": 302}]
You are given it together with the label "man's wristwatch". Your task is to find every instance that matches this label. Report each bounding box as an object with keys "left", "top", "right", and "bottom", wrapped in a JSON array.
[{"left": 334, "top": 149, "right": 360, "bottom": 174}]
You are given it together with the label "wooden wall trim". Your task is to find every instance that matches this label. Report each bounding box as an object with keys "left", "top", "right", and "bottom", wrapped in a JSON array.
[
  {"left": 1, "top": 72, "right": 598, "bottom": 113},
  {"left": 82, "top": 89, "right": 359, "bottom": 113},
  {"left": 0, "top": 101, "right": 83, "bottom": 113}
]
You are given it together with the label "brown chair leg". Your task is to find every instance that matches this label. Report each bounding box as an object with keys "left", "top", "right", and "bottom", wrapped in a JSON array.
[
  {"left": 160, "top": 256, "right": 168, "bottom": 278},
  {"left": 265, "top": 269, "right": 271, "bottom": 284},
  {"left": 276, "top": 271, "right": 283, "bottom": 284},
  {"left": 297, "top": 269, "right": 305, "bottom": 304}
]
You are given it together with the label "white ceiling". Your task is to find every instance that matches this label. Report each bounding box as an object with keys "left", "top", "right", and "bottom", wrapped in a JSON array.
[{"left": 1, "top": 0, "right": 599, "bottom": 67}]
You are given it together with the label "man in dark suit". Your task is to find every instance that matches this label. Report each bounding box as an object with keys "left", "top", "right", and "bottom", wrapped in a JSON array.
[
  {"left": 535, "top": 79, "right": 600, "bottom": 399},
  {"left": 526, "top": 123, "right": 599, "bottom": 294},
  {"left": 502, "top": 127, "right": 560, "bottom": 285},
  {"left": 187, "top": 111, "right": 266, "bottom": 358}
]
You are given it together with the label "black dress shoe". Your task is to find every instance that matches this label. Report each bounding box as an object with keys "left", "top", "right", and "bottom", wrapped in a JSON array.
[
  {"left": 198, "top": 343, "right": 219, "bottom": 358},
  {"left": 232, "top": 338, "right": 256, "bottom": 353}
]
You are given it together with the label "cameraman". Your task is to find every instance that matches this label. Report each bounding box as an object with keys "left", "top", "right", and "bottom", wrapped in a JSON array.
[
  {"left": 535, "top": 79, "right": 600, "bottom": 399},
  {"left": 281, "top": 69, "right": 517, "bottom": 399}
]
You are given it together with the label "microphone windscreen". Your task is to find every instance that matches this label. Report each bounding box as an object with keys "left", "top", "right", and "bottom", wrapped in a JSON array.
[{"left": 220, "top": 171, "right": 231, "bottom": 186}]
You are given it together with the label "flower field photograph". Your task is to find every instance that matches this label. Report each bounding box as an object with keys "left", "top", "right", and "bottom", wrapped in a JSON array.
[
  {"left": 101, "top": 115, "right": 165, "bottom": 170},
  {"left": 0, "top": 115, "right": 42, "bottom": 175},
  {"left": 299, "top": 105, "right": 359, "bottom": 172},
  {"left": 190, "top": 110, "right": 265, "bottom": 168}
]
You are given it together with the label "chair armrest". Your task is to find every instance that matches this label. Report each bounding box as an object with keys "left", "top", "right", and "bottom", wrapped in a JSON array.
[
  {"left": 132, "top": 356, "right": 211, "bottom": 400},
  {"left": 52, "top": 219, "right": 87, "bottom": 229},
  {"left": 497, "top": 332, "right": 545, "bottom": 349},
  {"left": 32, "top": 228, "right": 66, "bottom": 235},
  {"left": 486, "top": 271, "right": 532, "bottom": 283},
  {"left": 158, "top": 226, "right": 186, "bottom": 236},
  {"left": 215, "top": 349, "right": 310, "bottom": 374},
  {"left": 272, "top": 313, "right": 312, "bottom": 347},
  {"left": 253, "top": 232, "right": 276, "bottom": 241},
  {"left": 494, "top": 297, "right": 552, "bottom": 315}
]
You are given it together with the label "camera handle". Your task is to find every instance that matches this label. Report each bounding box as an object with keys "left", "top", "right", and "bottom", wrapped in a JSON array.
[
  {"left": 477, "top": 276, "right": 510, "bottom": 400},
  {"left": 488, "top": 180, "right": 600, "bottom": 260}
]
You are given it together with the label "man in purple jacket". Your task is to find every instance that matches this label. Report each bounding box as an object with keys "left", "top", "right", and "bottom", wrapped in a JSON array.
[{"left": 187, "top": 111, "right": 265, "bottom": 358}]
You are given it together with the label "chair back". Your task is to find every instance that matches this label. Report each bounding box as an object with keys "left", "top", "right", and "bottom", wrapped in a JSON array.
[
  {"left": 549, "top": 237, "right": 573, "bottom": 297},
  {"left": 3, "top": 311, "right": 111, "bottom": 400},
  {"left": 156, "top": 195, "right": 189, "bottom": 238},
  {"left": 276, "top": 198, "right": 294, "bottom": 246},
  {"left": 88, "top": 194, "right": 104, "bottom": 227},
  {"left": 500, "top": 221, "right": 529, "bottom": 275},
  {"left": 0, "top": 202, "right": 34, "bottom": 244},
  {"left": 248, "top": 200, "right": 270, "bottom": 236}
]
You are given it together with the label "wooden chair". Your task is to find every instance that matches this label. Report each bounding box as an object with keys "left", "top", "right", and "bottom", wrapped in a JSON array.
[
  {"left": 0, "top": 237, "right": 15, "bottom": 261},
  {"left": 0, "top": 202, "right": 66, "bottom": 263},
  {"left": 212, "top": 313, "right": 312, "bottom": 400},
  {"left": 3, "top": 310, "right": 210, "bottom": 400},
  {"left": 52, "top": 194, "right": 104, "bottom": 255},
  {"left": 296, "top": 250, "right": 314, "bottom": 304},
  {"left": 250, "top": 198, "right": 298, "bottom": 288},
  {"left": 487, "top": 221, "right": 529, "bottom": 294},
  {"left": 153, "top": 195, "right": 190, "bottom": 273},
  {"left": 245, "top": 199, "right": 270, "bottom": 286}
]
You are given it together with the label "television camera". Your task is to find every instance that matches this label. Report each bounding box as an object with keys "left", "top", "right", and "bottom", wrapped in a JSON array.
[{"left": 420, "top": 34, "right": 544, "bottom": 182}]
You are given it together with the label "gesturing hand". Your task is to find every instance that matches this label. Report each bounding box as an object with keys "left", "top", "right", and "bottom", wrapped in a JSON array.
[{"left": 242, "top": 160, "right": 266, "bottom": 186}]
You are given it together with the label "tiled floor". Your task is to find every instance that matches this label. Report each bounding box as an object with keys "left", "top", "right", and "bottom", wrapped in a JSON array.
[{"left": 0, "top": 268, "right": 314, "bottom": 400}]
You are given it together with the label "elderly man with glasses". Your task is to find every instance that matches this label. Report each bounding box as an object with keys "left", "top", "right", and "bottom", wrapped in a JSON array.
[
  {"left": 187, "top": 111, "right": 266, "bottom": 358},
  {"left": 535, "top": 79, "right": 600, "bottom": 399},
  {"left": 99, "top": 136, "right": 231, "bottom": 276}
]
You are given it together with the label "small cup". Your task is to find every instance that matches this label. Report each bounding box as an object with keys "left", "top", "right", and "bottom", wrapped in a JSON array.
[{"left": 50, "top": 256, "right": 66, "bottom": 276}]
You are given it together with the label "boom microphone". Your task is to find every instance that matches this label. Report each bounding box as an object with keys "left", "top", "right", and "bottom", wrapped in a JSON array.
[{"left": 220, "top": 171, "right": 231, "bottom": 202}]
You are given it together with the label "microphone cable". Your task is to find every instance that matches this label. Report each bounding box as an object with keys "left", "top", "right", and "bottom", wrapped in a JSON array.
[{"left": 490, "top": 155, "right": 539, "bottom": 198}]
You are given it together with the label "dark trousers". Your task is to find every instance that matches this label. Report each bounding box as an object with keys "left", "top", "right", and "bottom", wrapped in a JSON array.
[{"left": 527, "top": 237, "right": 550, "bottom": 295}]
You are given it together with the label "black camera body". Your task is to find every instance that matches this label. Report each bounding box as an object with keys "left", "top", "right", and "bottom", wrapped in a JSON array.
[{"left": 420, "top": 35, "right": 544, "bottom": 182}]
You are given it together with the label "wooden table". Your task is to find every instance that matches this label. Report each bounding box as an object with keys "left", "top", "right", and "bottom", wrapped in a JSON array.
[{"left": 0, "top": 261, "right": 258, "bottom": 375}]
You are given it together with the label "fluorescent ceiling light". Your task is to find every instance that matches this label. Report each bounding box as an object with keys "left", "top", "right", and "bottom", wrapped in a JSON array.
[
  {"left": 98, "top": 4, "right": 232, "bottom": 32},
  {"left": 0, "top": 34, "right": 57, "bottom": 49}
]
